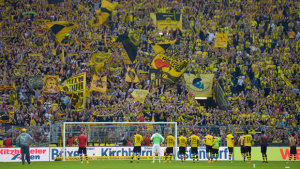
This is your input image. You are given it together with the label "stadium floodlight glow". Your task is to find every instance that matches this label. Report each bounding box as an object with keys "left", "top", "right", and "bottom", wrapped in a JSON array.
[
  {"left": 195, "top": 97, "right": 207, "bottom": 100},
  {"left": 62, "top": 122, "right": 178, "bottom": 161}
]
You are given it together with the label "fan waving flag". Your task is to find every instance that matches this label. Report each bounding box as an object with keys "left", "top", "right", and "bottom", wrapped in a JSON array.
[
  {"left": 117, "top": 29, "right": 143, "bottom": 63},
  {"left": 149, "top": 39, "right": 177, "bottom": 54},
  {"left": 150, "top": 54, "right": 190, "bottom": 84},
  {"left": 90, "top": 0, "right": 116, "bottom": 27},
  {"left": 45, "top": 21, "right": 78, "bottom": 44}
]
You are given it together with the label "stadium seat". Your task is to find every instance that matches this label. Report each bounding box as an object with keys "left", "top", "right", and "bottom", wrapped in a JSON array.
[
  {"left": 88, "top": 143, "right": 93, "bottom": 146},
  {"left": 50, "top": 144, "right": 57, "bottom": 147},
  {"left": 100, "top": 143, "right": 105, "bottom": 146},
  {"left": 94, "top": 143, "right": 99, "bottom": 146}
]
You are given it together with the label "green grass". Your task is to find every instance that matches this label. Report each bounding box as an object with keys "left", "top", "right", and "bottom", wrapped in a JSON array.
[{"left": 1, "top": 161, "right": 299, "bottom": 169}]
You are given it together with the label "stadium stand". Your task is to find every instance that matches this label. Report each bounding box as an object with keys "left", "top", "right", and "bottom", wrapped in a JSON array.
[{"left": 0, "top": 0, "right": 299, "bottom": 148}]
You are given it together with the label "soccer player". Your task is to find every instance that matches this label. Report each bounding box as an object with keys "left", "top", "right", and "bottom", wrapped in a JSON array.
[
  {"left": 259, "top": 131, "right": 268, "bottom": 163},
  {"left": 211, "top": 133, "right": 220, "bottom": 163},
  {"left": 287, "top": 133, "right": 297, "bottom": 164},
  {"left": 238, "top": 133, "right": 245, "bottom": 162},
  {"left": 75, "top": 131, "right": 88, "bottom": 164},
  {"left": 189, "top": 131, "right": 200, "bottom": 163},
  {"left": 203, "top": 131, "right": 213, "bottom": 163},
  {"left": 226, "top": 132, "right": 234, "bottom": 163},
  {"left": 165, "top": 132, "right": 175, "bottom": 163},
  {"left": 178, "top": 133, "right": 187, "bottom": 163},
  {"left": 131, "top": 131, "right": 143, "bottom": 163},
  {"left": 244, "top": 130, "right": 253, "bottom": 163},
  {"left": 151, "top": 129, "right": 164, "bottom": 163}
]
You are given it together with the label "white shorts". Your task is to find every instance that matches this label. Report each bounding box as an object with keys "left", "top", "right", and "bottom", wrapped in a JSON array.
[{"left": 152, "top": 144, "right": 160, "bottom": 153}]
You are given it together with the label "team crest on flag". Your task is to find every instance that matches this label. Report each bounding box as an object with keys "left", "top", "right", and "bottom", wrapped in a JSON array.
[
  {"left": 184, "top": 73, "right": 214, "bottom": 97},
  {"left": 117, "top": 29, "right": 143, "bottom": 63},
  {"left": 125, "top": 67, "right": 140, "bottom": 83}
]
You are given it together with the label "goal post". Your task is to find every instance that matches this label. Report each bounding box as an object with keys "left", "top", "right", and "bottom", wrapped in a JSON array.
[{"left": 62, "top": 122, "right": 178, "bottom": 161}]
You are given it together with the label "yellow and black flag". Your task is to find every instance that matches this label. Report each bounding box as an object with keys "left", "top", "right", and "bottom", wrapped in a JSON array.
[
  {"left": 150, "top": 54, "right": 190, "bottom": 84},
  {"left": 90, "top": 0, "right": 116, "bottom": 27},
  {"left": 125, "top": 67, "right": 140, "bottom": 83},
  {"left": 45, "top": 21, "right": 78, "bottom": 44},
  {"left": 117, "top": 29, "right": 143, "bottom": 63},
  {"left": 149, "top": 39, "right": 177, "bottom": 54}
]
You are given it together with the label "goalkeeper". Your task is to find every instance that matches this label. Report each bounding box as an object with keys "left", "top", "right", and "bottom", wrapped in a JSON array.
[{"left": 151, "top": 129, "right": 164, "bottom": 163}]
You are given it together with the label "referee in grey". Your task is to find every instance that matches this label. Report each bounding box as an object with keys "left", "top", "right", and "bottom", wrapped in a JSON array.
[{"left": 16, "top": 128, "right": 33, "bottom": 165}]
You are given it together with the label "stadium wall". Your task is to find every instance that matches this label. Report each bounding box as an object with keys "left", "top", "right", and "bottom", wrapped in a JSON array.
[
  {"left": 234, "top": 147, "right": 300, "bottom": 161},
  {"left": 0, "top": 147, "right": 229, "bottom": 162}
]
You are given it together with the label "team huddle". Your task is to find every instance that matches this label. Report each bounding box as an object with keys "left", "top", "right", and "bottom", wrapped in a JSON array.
[{"left": 74, "top": 130, "right": 298, "bottom": 164}]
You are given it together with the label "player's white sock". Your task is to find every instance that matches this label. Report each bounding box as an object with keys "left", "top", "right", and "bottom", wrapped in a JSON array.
[
  {"left": 153, "top": 155, "right": 155, "bottom": 162},
  {"left": 158, "top": 154, "right": 161, "bottom": 162}
]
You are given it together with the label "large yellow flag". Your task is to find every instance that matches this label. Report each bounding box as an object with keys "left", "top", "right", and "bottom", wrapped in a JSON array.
[
  {"left": 91, "top": 75, "right": 107, "bottom": 93},
  {"left": 184, "top": 73, "right": 214, "bottom": 97},
  {"left": 87, "top": 51, "right": 112, "bottom": 75},
  {"left": 61, "top": 72, "right": 86, "bottom": 111},
  {"left": 131, "top": 89, "right": 149, "bottom": 104},
  {"left": 125, "top": 67, "right": 140, "bottom": 83}
]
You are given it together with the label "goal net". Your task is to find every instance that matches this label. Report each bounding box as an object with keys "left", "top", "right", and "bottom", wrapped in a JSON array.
[{"left": 62, "top": 122, "right": 178, "bottom": 161}]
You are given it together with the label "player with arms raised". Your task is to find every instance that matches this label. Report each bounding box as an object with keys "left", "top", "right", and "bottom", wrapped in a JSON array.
[
  {"left": 244, "top": 130, "right": 253, "bottom": 163},
  {"left": 130, "top": 130, "right": 143, "bottom": 163},
  {"left": 189, "top": 131, "right": 200, "bottom": 163},
  {"left": 178, "top": 133, "right": 187, "bottom": 163},
  {"left": 75, "top": 130, "right": 88, "bottom": 164},
  {"left": 226, "top": 131, "right": 234, "bottom": 163},
  {"left": 164, "top": 132, "right": 175, "bottom": 163},
  {"left": 151, "top": 129, "right": 164, "bottom": 163}
]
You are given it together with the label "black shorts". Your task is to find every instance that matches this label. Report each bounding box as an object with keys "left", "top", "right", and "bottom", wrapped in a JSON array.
[
  {"left": 290, "top": 146, "right": 297, "bottom": 155},
  {"left": 191, "top": 147, "right": 198, "bottom": 154},
  {"left": 166, "top": 147, "right": 173, "bottom": 154},
  {"left": 228, "top": 147, "right": 233, "bottom": 153},
  {"left": 206, "top": 146, "right": 212, "bottom": 153},
  {"left": 179, "top": 147, "right": 186, "bottom": 155},
  {"left": 133, "top": 146, "right": 141, "bottom": 153},
  {"left": 245, "top": 146, "right": 251, "bottom": 153},
  {"left": 78, "top": 147, "right": 87, "bottom": 154},
  {"left": 212, "top": 148, "right": 219, "bottom": 154},
  {"left": 261, "top": 145, "right": 267, "bottom": 154},
  {"left": 241, "top": 146, "right": 245, "bottom": 154}
]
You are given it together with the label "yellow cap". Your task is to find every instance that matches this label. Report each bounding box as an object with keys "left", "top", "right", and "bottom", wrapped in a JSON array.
[{"left": 21, "top": 128, "right": 27, "bottom": 132}]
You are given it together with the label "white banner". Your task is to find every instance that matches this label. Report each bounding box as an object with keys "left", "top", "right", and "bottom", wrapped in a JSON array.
[
  {"left": 51, "top": 146, "right": 229, "bottom": 161},
  {"left": 0, "top": 146, "right": 229, "bottom": 162},
  {"left": 0, "top": 147, "right": 50, "bottom": 162}
]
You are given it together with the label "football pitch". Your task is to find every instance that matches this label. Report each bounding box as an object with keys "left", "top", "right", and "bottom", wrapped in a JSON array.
[{"left": 0, "top": 161, "right": 299, "bottom": 169}]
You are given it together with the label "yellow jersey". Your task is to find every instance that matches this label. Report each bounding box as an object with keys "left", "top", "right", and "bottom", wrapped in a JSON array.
[
  {"left": 190, "top": 134, "right": 200, "bottom": 147},
  {"left": 244, "top": 134, "right": 253, "bottom": 147},
  {"left": 226, "top": 134, "right": 234, "bottom": 147},
  {"left": 166, "top": 135, "right": 175, "bottom": 148},
  {"left": 204, "top": 135, "right": 213, "bottom": 146},
  {"left": 178, "top": 136, "right": 187, "bottom": 147},
  {"left": 133, "top": 134, "right": 143, "bottom": 146}
]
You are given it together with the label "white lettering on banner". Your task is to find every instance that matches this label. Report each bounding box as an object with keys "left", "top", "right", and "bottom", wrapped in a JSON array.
[{"left": 0, "top": 148, "right": 49, "bottom": 162}]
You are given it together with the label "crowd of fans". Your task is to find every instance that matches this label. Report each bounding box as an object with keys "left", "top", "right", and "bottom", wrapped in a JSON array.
[{"left": 0, "top": 0, "right": 299, "bottom": 146}]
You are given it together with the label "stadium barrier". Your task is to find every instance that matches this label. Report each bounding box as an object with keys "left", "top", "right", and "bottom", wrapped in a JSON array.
[
  {"left": 234, "top": 147, "right": 300, "bottom": 161},
  {"left": 0, "top": 146, "right": 229, "bottom": 162}
]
